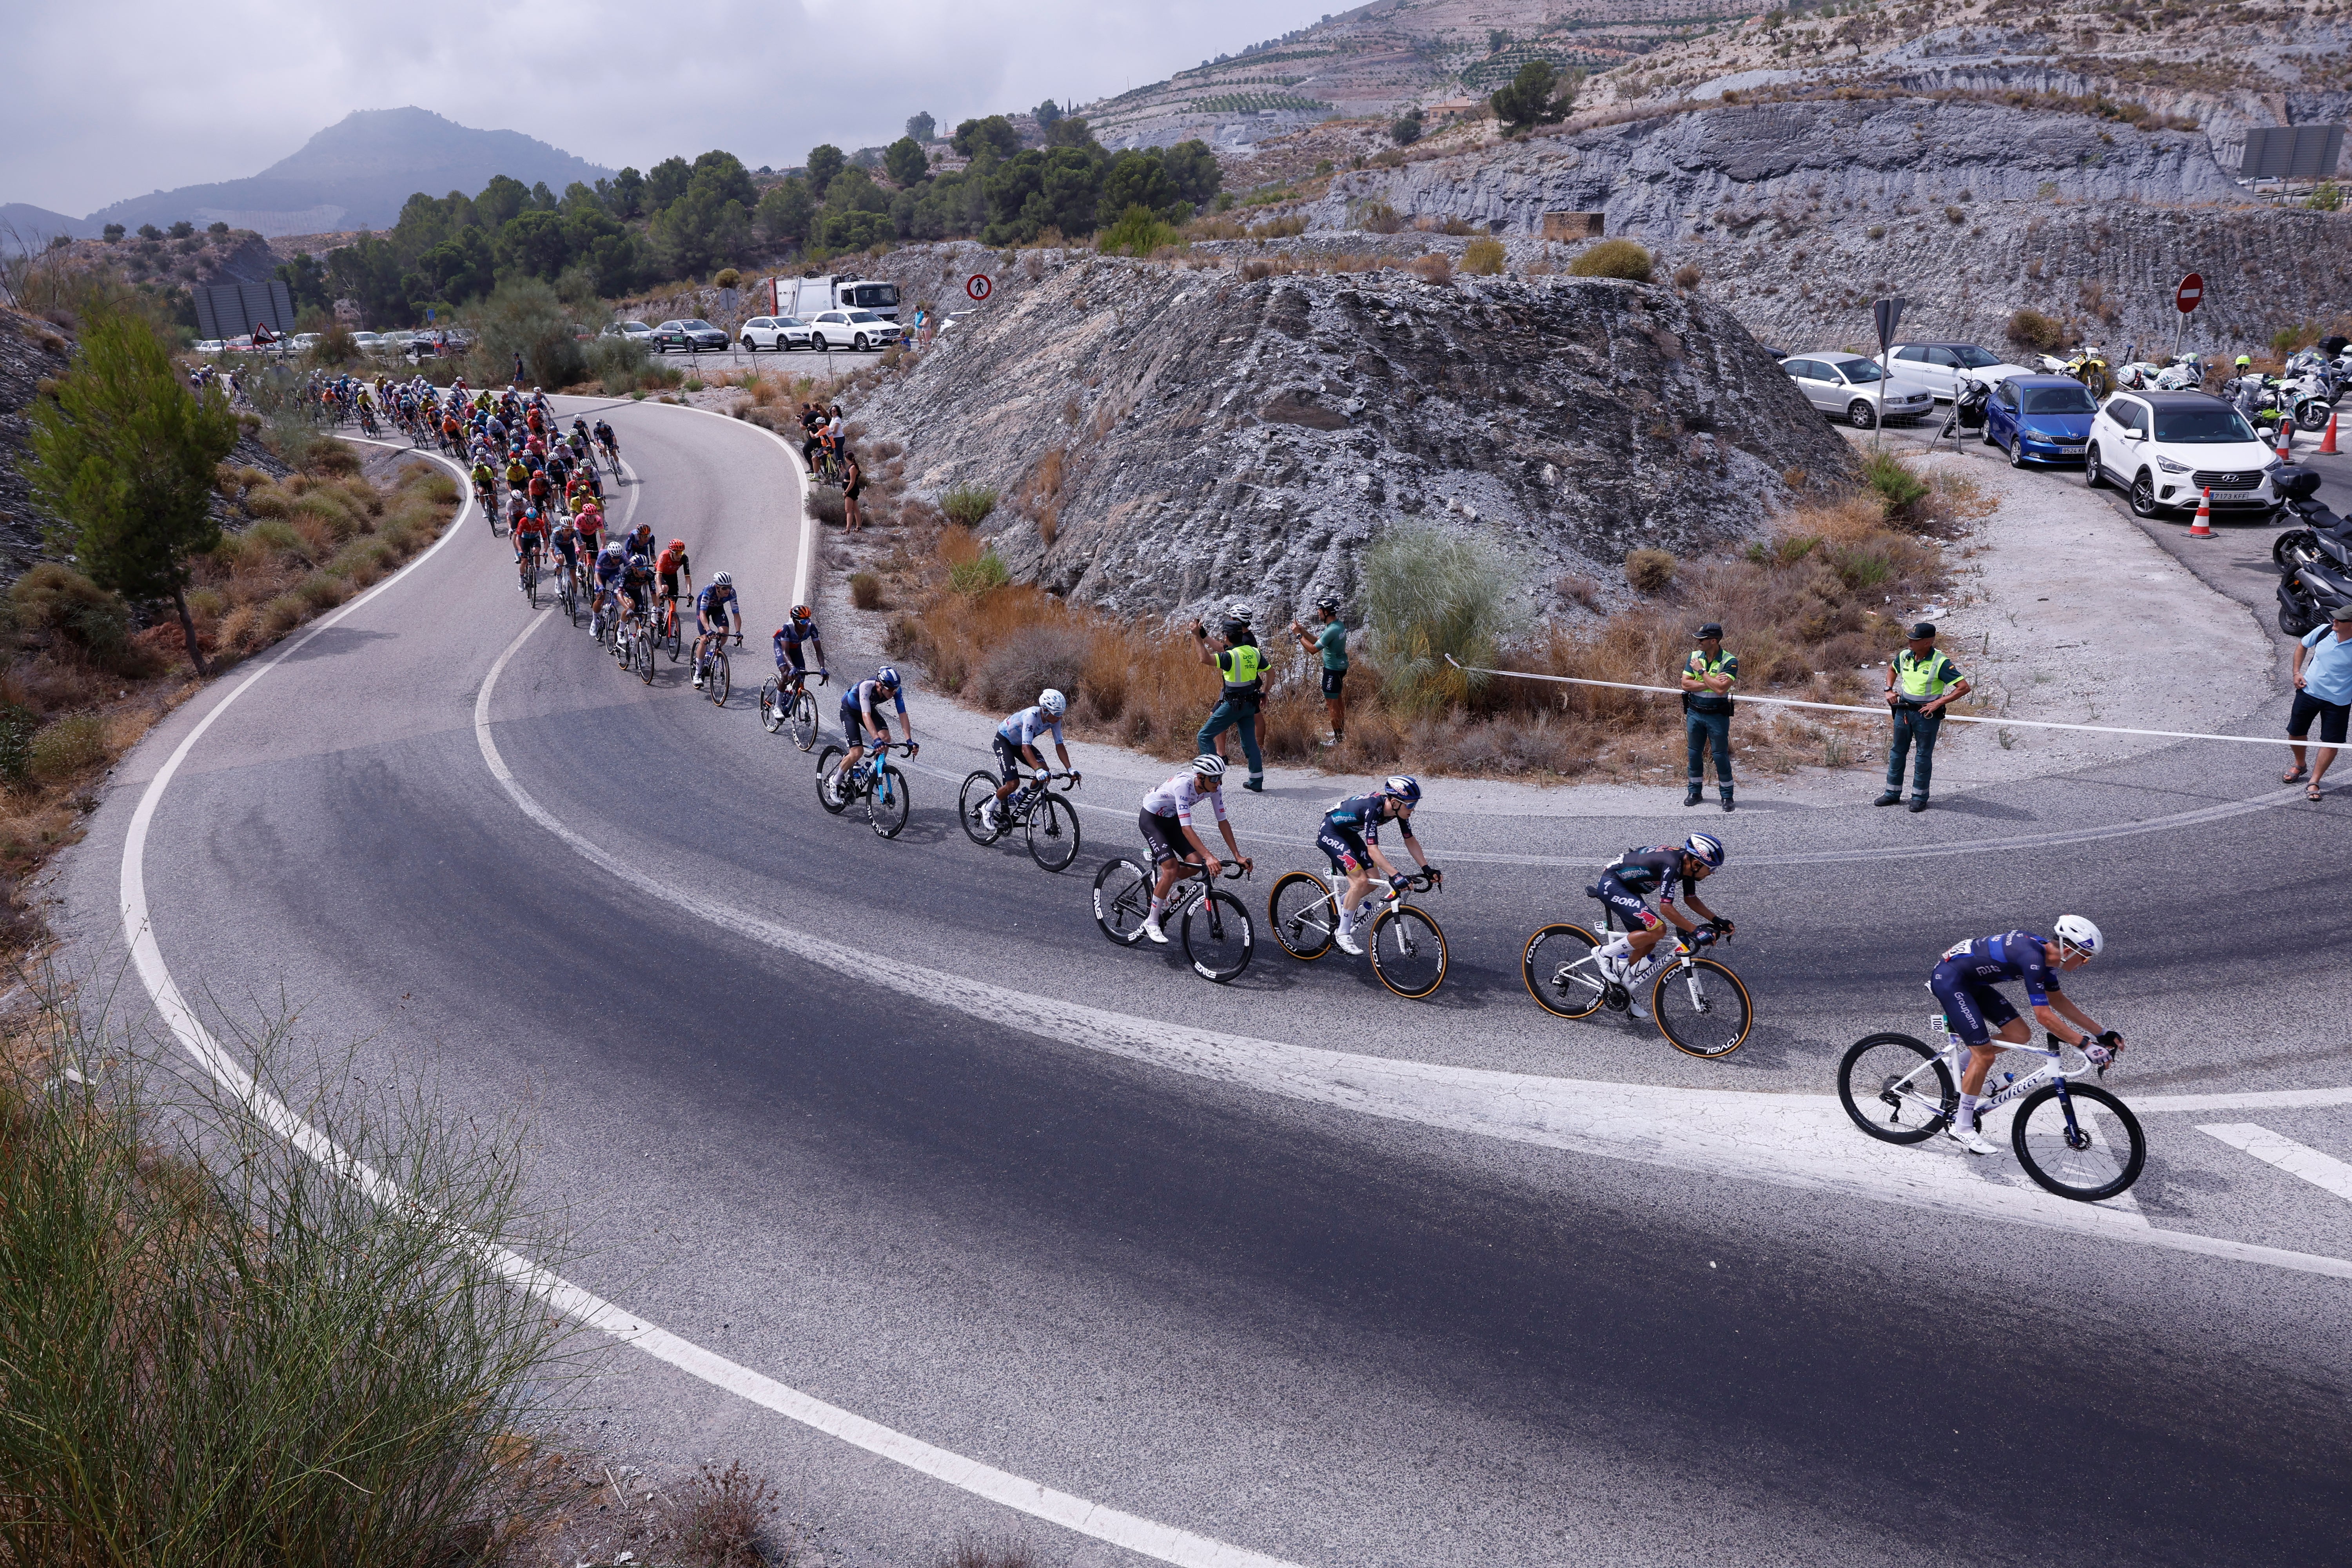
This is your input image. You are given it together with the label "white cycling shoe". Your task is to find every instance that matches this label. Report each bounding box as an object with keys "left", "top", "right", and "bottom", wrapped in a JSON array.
[
  {"left": 1945, "top": 1123, "right": 1998, "bottom": 1156},
  {"left": 1141, "top": 917, "right": 1170, "bottom": 946},
  {"left": 1334, "top": 923, "right": 1363, "bottom": 955}
]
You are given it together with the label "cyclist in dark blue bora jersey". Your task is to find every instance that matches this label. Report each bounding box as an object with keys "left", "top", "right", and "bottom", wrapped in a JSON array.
[
  {"left": 1591, "top": 833, "right": 1733, "bottom": 1018},
  {"left": 1317, "top": 776, "right": 1439, "bottom": 955},
  {"left": 1930, "top": 918, "right": 2122, "bottom": 1155}
]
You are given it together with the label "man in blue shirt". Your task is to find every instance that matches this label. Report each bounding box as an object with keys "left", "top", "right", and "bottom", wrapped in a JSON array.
[{"left": 2287, "top": 602, "right": 2352, "bottom": 802}]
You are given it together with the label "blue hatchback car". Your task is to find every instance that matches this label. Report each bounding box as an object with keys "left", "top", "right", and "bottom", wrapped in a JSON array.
[{"left": 1984, "top": 374, "right": 2100, "bottom": 466}]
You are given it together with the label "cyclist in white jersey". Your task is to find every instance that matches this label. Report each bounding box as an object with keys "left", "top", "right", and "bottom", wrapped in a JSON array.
[
  {"left": 1136, "top": 754, "right": 1253, "bottom": 944},
  {"left": 986, "top": 688, "right": 1080, "bottom": 831}
]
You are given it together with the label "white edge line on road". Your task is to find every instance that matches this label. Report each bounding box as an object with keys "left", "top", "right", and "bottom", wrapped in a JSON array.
[
  {"left": 2197, "top": 1124, "right": 2352, "bottom": 1203},
  {"left": 121, "top": 433, "right": 1301, "bottom": 1568}
]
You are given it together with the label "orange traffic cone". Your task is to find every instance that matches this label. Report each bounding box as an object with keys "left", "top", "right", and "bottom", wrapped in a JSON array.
[
  {"left": 2189, "top": 488, "right": 2213, "bottom": 537},
  {"left": 2278, "top": 419, "right": 2295, "bottom": 462},
  {"left": 2325, "top": 411, "right": 2341, "bottom": 456}
]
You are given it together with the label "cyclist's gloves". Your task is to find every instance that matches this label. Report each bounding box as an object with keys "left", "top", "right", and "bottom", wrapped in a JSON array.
[
  {"left": 1388, "top": 873, "right": 1414, "bottom": 892},
  {"left": 1421, "top": 864, "right": 1442, "bottom": 887},
  {"left": 1708, "top": 916, "right": 1735, "bottom": 935},
  {"left": 2085, "top": 1043, "right": 2114, "bottom": 1067}
]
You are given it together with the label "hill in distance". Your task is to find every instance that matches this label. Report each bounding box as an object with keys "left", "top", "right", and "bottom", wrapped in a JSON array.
[{"left": 71, "top": 108, "right": 613, "bottom": 238}]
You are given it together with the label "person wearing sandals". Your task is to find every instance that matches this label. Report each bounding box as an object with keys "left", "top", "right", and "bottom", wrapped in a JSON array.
[{"left": 2285, "top": 602, "right": 2352, "bottom": 802}]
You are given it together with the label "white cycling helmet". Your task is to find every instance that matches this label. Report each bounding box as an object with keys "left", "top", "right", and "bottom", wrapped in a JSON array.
[
  {"left": 1191, "top": 753, "right": 1227, "bottom": 780},
  {"left": 2053, "top": 915, "right": 2103, "bottom": 958},
  {"left": 713, "top": 570, "right": 733, "bottom": 586},
  {"left": 1038, "top": 688, "right": 1067, "bottom": 717}
]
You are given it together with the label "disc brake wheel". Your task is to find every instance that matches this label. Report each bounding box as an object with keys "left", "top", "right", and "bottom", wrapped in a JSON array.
[
  {"left": 1267, "top": 872, "right": 1336, "bottom": 961},
  {"left": 1651, "top": 957, "right": 1752, "bottom": 1058},
  {"left": 1521, "top": 924, "right": 1605, "bottom": 1020},
  {"left": 867, "top": 765, "right": 910, "bottom": 839},
  {"left": 1368, "top": 905, "right": 1448, "bottom": 999},
  {"left": 2012, "top": 1083, "right": 2145, "bottom": 1201},
  {"left": 1837, "top": 1034, "right": 1954, "bottom": 1145},
  {"left": 1183, "top": 889, "right": 1254, "bottom": 982},
  {"left": 760, "top": 679, "right": 786, "bottom": 734},
  {"left": 790, "top": 693, "right": 819, "bottom": 751},
  {"left": 815, "top": 746, "right": 851, "bottom": 815},
  {"left": 1092, "top": 858, "right": 1151, "bottom": 945},
  {"left": 1025, "top": 794, "right": 1080, "bottom": 872},
  {"left": 959, "top": 771, "right": 1005, "bottom": 845}
]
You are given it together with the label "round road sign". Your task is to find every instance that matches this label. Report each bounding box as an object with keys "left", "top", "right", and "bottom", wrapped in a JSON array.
[
  {"left": 2176, "top": 273, "right": 2204, "bottom": 314},
  {"left": 966, "top": 274, "right": 993, "bottom": 302}
]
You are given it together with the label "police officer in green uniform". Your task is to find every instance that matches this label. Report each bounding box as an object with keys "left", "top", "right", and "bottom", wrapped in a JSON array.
[
  {"left": 1681, "top": 621, "right": 1739, "bottom": 813},
  {"left": 1878, "top": 621, "right": 1971, "bottom": 813},
  {"left": 1194, "top": 603, "right": 1267, "bottom": 792}
]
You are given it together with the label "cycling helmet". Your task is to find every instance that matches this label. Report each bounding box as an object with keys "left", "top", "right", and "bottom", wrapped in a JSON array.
[
  {"left": 1191, "top": 753, "right": 1228, "bottom": 779},
  {"left": 1038, "top": 688, "right": 1067, "bottom": 717},
  {"left": 789, "top": 603, "right": 812, "bottom": 621},
  {"left": 2053, "top": 915, "right": 2104, "bottom": 958},
  {"left": 713, "top": 570, "right": 733, "bottom": 586},
  {"left": 2234, "top": 354, "right": 2252, "bottom": 368},
  {"left": 670, "top": 537, "right": 687, "bottom": 552},
  {"left": 601, "top": 539, "right": 623, "bottom": 556},
  {"left": 1382, "top": 774, "right": 1422, "bottom": 804},
  {"left": 1315, "top": 594, "right": 1342, "bottom": 613},
  {"left": 876, "top": 664, "right": 902, "bottom": 690},
  {"left": 1227, "top": 600, "right": 1253, "bottom": 623},
  {"left": 1682, "top": 832, "right": 1726, "bottom": 868}
]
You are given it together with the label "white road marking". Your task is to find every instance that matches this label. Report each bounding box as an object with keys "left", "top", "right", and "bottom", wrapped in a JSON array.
[
  {"left": 474, "top": 619, "right": 2352, "bottom": 1284},
  {"left": 2198, "top": 1125, "right": 2352, "bottom": 1204},
  {"left": 2138, "top": 1087, "right": 2352, "bottom": 1113}
]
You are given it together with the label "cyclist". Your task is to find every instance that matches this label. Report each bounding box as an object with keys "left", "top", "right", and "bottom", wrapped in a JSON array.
[
  {"left": 832, "top": 666, "right": 918, "bottom": 797},
  {"left": 772, "top": 602, "right": 826, "bottom": 695},
  {"left": 1318, "top": 776, "right": 1439, "bottom": 955},
  {"left": 622, "top": 521, "right": 657, "bottom": 564},
  {"left": 550, "top": 512, "right": 581, "bottom": 599},
  {"left": 573, "top": 498, "right": 605, "bottom": 560},
  {"left": 1136, "top": 755, "right": 1252, "bottom": 944},
  {"left": 1590, "top": 834, "right": 1733, "bottom": 1020},
  {"left": 656, "top": 537, "right": 693, "bottom": 633},
  {"left": 986, "top": 688, "right": 1078, "bottom": 831},
  {"left": 591, "top": 540, "right": 630, "bottom": 634},
  {"left": 692, "top": 571, "right": 743, "bottom": 690},
  {"left": 511, "top": 505, "right": 546, "bottom": 592},
  {"left": 616, "top": 544, "right": 657, "bottom": 630},
  {"left": 469, "top": 455, "right": 497, "bottom": 510},
  {"left": 1929, "top": 920, "right": 2123, "bottom": 1156},
  {"left": 594, "top": 417, "right": 619, "bottom": 468}
]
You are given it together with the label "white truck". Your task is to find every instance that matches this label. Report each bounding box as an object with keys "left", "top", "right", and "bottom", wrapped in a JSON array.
[{"left": 760, "top": 275, "right": 901, "bottom": 322}]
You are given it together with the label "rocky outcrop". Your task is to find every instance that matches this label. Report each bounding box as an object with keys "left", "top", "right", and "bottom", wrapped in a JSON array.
[
  {"left": 849, "top": 251, "right": 1858, "bottom": 622},
  {"left": 0, "top": 310, "right": 73, "bottom": 581}
]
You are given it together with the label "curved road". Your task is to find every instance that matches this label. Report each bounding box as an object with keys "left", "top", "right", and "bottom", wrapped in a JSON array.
[{"left": 62, "top": 399, "right": 2352, "bottom": 1566}]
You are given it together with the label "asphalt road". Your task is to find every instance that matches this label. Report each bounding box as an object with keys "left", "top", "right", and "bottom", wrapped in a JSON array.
[{"left": 59, "top": 397, "right": 2352, "bottom": 1566}]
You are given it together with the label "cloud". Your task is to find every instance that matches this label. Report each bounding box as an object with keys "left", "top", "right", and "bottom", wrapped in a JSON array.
[{"left": 2, "top": 0, "right": 1336, "bottom": 215}]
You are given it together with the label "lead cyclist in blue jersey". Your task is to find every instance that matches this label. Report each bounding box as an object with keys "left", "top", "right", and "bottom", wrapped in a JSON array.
[
  {"left": 692, "top": 572, "right": 741, "bottom": 689},
  {"left": 1317, "top": 776, "right": 1439, "bottom": 955},
  {"left": 1931, "top": 917, "right": 2123, "bottom": 1155},
  {"left": 1592, "top": 834, "right": 1732, "bottom": 1018}
]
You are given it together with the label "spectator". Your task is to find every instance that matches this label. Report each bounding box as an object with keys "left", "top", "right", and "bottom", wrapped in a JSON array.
[
  {"left": 1291, "top": 595, "right": 1349, "bottom": 748},
  {"left": 1194, "top": 604, "right": 1267, "bottom": 792},
  {"left": 1680, "top": 621, "right": 1738, "bottom": 813},
  {"left": 512, "top": 351, "right": 526, "bottom": 387},
  {"left": 1877, "top": 621, "right": 1971, "bottom": 813},
  {"left": 842, "top": 453, "right": 866, "bottom": 533},
  {"left": 2285, "top": 602, "right": 2352, "bottom": 802}
]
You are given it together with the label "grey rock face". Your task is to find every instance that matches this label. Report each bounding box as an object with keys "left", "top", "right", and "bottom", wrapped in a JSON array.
[{"left": 851, "top": 254, "right": 1859, "bottom": 623}]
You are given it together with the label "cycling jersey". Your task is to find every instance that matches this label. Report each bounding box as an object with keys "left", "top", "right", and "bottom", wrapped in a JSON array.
[
  {"left": 838, "top": 679, "right": 906, "bottom": 744},
  {"left": 657, "top": 544, "right": 689, "bottom": 579},
  {"left": 695, "top": 584, "right": 739, "bottom": 628},
  {"left": 1141, "top": 771, "right": 1228, "bottom": 826},
  {"left": 773, "top": 615, "right": 816, "bottom": 669},
  {"left": 1317, "top": 792, "right": 1405, "bottom": 874},
  {"left": 593, "top": 553, "right": 628, "bottom": 588},
  {"left": 1601, "top": 846, "right": 1697, "bottom": 904},
  {"left": 997, "top": 704, "right": 1064, "bottom": 750},
  {"left": 1932, "top": 931, "right": 2061, "bottom": 1048},
  {"left": 622, "top": 531, "right": 655, "bottom": 561},
  {"left": 513, "top": 510, "right": 545, "bottom": 536}
]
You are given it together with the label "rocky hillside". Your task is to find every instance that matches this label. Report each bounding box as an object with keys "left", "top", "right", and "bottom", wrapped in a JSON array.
[
  {"left": 1303, "top": 96, "right": 2352, "bottom": 352},
  {"left": 0, "top": 311, "right": 73, "bottom": 577},
  {"left": 846, "top": 247, "right": 1857, "bottom": 622}
]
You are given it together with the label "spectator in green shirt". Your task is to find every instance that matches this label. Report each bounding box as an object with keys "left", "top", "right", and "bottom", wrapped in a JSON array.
[{"left": 1292, "top": 594, "right": 1350, "bottom": 748}]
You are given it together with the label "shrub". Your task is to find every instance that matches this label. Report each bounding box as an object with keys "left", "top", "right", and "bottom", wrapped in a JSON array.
[
  {"left": 2310, "top": 180, "right": 2343, "bottom": 212},
  {"left": 1462, "top": 238, "right": 1506, "bottom": 275},
  {"left": 714, "top": 267, "right": 743, "bottom": 290},
  {"left": 1363, "top": 523, "right": 1529, "bottom": 716},
  {"left": 1410, "top": 253, "right": 1453, "bottom": 285},
  {"left": 9, "top": 563, "right": 134, "bottom": 669},
  {"left": 1862, "top": 450, "right": 1931, "bottom": 519},
  {"left": 973, "top": 625, "right": 1091, "bottom": 710},
  {"left": 1569, "top": 240, "right": 1653, "bottom": 281},
  {"left": 474, "top": 276, "right": 586, "bottom": 389},
  {"left": 849, "top": 571, "right": 886, "bottom": 609},
  {"left": 1625, "top": 548, "right": 1677, "bottom": 593},
  {"left": 1673, "top": 261, "right": 1702, "bottom": 290},
  {"left": 1354, "top": 200, "right": 1406, "bottom": 234},
  {"left": 1099, "top": 204, "right": 1185, "bottom": 257},
  {"left": 673, "top": 1461, "right": 777, "bottom": 1568},
  {"left": 0, "top": 703, "right": 38, "bottom": 783},
  {"left": 2005, "top": 308, "right": 2063, "bottom": 354},
  {"left": 27, "top": 713, "right": 109, "bottom": 780},
  {"left": 941, "top": 485, "right": 998, "bottom": 527},
  {"left": 949, "top": 550, "right": 1011, "bottom": 593},
  {"left": 1390, "top": 109, "right": 1424, "bottom": 146}
]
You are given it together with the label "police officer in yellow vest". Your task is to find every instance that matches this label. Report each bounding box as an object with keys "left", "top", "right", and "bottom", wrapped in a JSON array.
[
  {"left": 1194, "top": 603, "right": 1268, "bottom": 791},
  {"left": 1680, "top": 622, "right": 1738, "bottom": 813},
  {"left": 1878, "top": 621, "right": 1971, "bottom": 813}
]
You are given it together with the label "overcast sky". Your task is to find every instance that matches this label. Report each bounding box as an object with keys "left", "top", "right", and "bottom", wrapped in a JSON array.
[{"left": 5, "top": 0, "right": 1339, "bottom": 216}]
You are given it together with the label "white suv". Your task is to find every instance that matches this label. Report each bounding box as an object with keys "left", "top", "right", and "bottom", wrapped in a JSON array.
[
  {"left": 807, "top": 310, "right": 902, "bottom": 351},
  {"left": 740, "top": 316, "right": 813, "bottom": 352},
  {"left": 2086, "top": 391, "right": 2281, "bottom": 519}
]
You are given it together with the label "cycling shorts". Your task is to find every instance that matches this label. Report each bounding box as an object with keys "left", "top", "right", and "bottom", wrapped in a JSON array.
[
  {"left": 622, "top": 580, "right": 651, "bottom": 613},
  {"left": 1316, "top": 824, "right": 1370, "bottom": 875},
  {"left": 553, "top": 535, "right": 578, "bottom": 564},
  {"left": 658, "top": 571, "right": 681, "bottom": 600},
  {"left": 1930, "top": 959, "right": 2021, "bottom": 1049},
  {"left": 779, "top": 641, "right": 808, "bottom": 672},
  {"left": 1139, "top": 808, "right": 1189, "bottom": 867},
  {"left": 1593, "top": 873, "right": 1663, "bottom": 932},
  {"left": 515, "top": 531, "right": 543, "bottom": 555},
  {"left": 838, "top": 699, "right": 885, "bottom": 745},
  {"left": 993, "top": 733, "right": 1028, "bottom": 784}
]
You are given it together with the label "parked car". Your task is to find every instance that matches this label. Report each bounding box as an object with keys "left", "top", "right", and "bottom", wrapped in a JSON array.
[
  {"left": 2087, "top": 391, "right": 2283, "bottom": 519},
  {"left": 806, "top": 310, "right": 902, "bottom": 351},
  {"left": 1982, "top": 375, "right": 2099, "bottom": 467},
  {"left": 225, "top": 334, "right": 255, "bottom": 353},
  {"left": 1782, "top": 352, "right": 1935, "bottom": 428},
  {"left": 650, "top": 319, "right": 728, "bottom": 353},
  {"left": 192, "top": 339, "right": 226, "bottom": 355},
  {"left": 739, "top": 316, "right": 813, "bottom": 352},
  {"left": 1886, "top": 341, "right": 2034, "bottom": 403},
  {"left": 382, "top": 330, "right": 417, "bottom": 353},
  {"left": 603, "top": 320, "right": 655, "bottom": 343},
  {"left": 350, "top": 331, "right": 385, "bottom": 352}
]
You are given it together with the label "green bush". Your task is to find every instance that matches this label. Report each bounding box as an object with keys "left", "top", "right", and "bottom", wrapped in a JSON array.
[
  {"left": 949, "top": 550, "right": 1011, "bottom": 593},
  {"left": 1462, "top": 238, "right": 1506, "bottom": 275},
  {"left": 473, "top": 277, "right": 586, "bottom": 390},
  {"left": 0, "top": 702, "right": 40, "bottom": 784},
  {"left": 582, "top": 333, "right": 647, "bottom": 396},
  {"left": 1364, "top": 523, "right": 1530, "bottom": 716},
  {"left": 1862, "top": 450, "right": 1931, "bottom": 519},
  {"left": 1624, "top": 548, "right": 1677, "bottom": 594},
  {"left": 2005, "top": 308, "right": 2063, "bottom": 354},
  {"left": 27, "top": 714, "right": 108, "bottom": 781},
  {"left": 7, "top": 563, "right": 142, "bottom": 674},
  {"left": 1569, "top": 239, "right": 1653, "bottom": 281},
  {"left": 2308, "top": 180, "right": 2342, "bottom": 212},
  {"left": 941, "top": 485, "right": 998, "bottom": 527},
  {"left": 1098, "top": 204, "right": 1184, "bottom": 257},
  {"left": 849, "top": 571, "right": 886, "bottom": 609}
]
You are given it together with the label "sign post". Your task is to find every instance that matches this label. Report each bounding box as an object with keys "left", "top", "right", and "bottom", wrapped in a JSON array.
[
  {"left": 2173, "top": 272, "right": 2203, "bottom": 366},
  {"left": 1871, "top": 296, "right": 1906, "bottom": 448},
  {"left": 965, "top": 273, "right": 993, "bottom": 303}
]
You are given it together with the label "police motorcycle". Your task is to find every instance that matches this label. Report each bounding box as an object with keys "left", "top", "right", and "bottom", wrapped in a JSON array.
[
  {"left": 2272, "top": 465, "right": 2352, "bottom": 637},
  {"left": 2036, "top": 344, "right": 2113, "bottom": 399}
]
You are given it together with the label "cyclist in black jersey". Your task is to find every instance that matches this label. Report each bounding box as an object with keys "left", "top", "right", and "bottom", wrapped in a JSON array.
[{"left": 1592, "top": 833, "right": 1733, "bottom": 1018}]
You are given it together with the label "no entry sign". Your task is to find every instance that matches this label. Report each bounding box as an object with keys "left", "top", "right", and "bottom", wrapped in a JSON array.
[
  {"left": 965, "top": 274, "right": 993, "bottom": 302},
  {"left": 2176, "top": 273, "right": 2204, "bottom": 314}
]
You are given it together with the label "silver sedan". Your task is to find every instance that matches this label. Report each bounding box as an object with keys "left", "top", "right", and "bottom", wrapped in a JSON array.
[{"left": 1782, "top": 352, "right": 1936, "bottom": 429}]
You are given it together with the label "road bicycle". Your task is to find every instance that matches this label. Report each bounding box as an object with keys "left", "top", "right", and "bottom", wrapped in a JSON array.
[
  {"left": 600, "top": 438, "right": 622, "bottom": 479},
  {"left": 630, "top": 609, "right": 656, "bottom": 684},
  {"left": 1837, "top": 1015, "right": 2145, "bottom": 1201},
  {"left": 1520, "top": 889, "right": 1753, "bottom": 1059},
  {"left": 518, "top": 549, "right": 541, "bottom": 609},
  {"left": 658, "top": 596, "right": 684, "bottom": 663},
  {"left": 815, "top": 739, "right": 914, "bottom": 839},
  {"left": 957, "top": 768, "right": 1081, "bottom": 873},
  {"left": 473, "top": 477, "right": 496, "bottom": 518},
  {"left": 1091, "top": 857, "right": 1254, "bottom": 983},
  {"left": 760, "top": 668, "right": 826, "bottom": 750},
  {"left": 1267, "top": 867, "right": 1448, "bottom": 999},
  {"left": 555, "top": 559, "right": 579, "bottom": 625},
  {"left": 692, "top": 635, "right": 736, "bottom": 706}
]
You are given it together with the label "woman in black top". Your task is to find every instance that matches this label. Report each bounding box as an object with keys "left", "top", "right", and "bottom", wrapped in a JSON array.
[{"left": 842, "top": 454, "right": 865, "bottom": 533}]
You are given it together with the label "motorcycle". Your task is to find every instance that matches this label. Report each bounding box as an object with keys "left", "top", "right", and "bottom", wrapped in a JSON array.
[
  {"left": 2153, "top": 352, "right": 2208, "bottom": 391},
  {"left": 2272, "top": 466, "right": 2352, "bottom": 637},
  {"left": 1938, "top": 378, "right": 1991, "bottom": 441},
  {"left": 2037, "top": 345, "right": 2114, "bottom": 399}
]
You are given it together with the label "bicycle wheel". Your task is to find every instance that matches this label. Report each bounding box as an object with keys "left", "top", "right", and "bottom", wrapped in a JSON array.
[
  {"left": 959, "top": 771, "right": 1006, "bottom": 844},
  {"left": 760, "top": 679, "right": 786, "bottom": 734},
  {"left": 1025, "top": 793, "right": 1080, "bottom": 873},
  {"left": 664, "top": 615, "right": 683, "bottom": 662},
  {"left": 815, "top": 746, "right": 851, "bottom": 815},
  {"left": 635, "top": 628, "right": 656, "bottom": 683},
  {"left": 1837, "top": 1034, "right": 1955, "bottom": 1145},
  {"left": 1183, "top": 889, "right": 1254, "bottom": 982},
  {"left": 1521, "top": 924, "right": 1607, "bottom": 1020},
  {"left": 2012, "top": 1083, "right": 2145, "bottom": 1201},
  {"left": 525, "top": 560, "right": 539, "bottom": 608},
  {"left": 1268, "top": 871, "right": 1336, "bottom": 961},
  {"left": 708, "top": 649, "right": 730, "bottom": 706},
  {"left": 1092, "top": 858, "right": 1151, "bottom": 946},
  {"left": 1368, "top": 905, "right": 1448, "bottom": 999},
  {"left": 1651, "top": 957, "right": 1751, "bottom": 1059},
  {"left": 790, "top": 690, "right": 818, "bottom": 751},
  {"left": 867, "top": 763, "right": 910, "bottom": 839}
]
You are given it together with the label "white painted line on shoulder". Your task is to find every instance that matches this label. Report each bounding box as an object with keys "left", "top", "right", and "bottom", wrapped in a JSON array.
[
  {"left": 2198, "top": 1124, "right": 2352, "bottom": 1204},
  {"left": 2138, "top": 1086, "right": 2352, "bottom": 1113}
]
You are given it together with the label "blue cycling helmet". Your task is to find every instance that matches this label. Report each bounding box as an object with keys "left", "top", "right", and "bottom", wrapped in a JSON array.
[
  {"left": 876, "top": 664, "right": 902, "bottom": 690},
  {"left": 1683, "top": 832, "right": 1725, "bottom": 868},
  {"left": 1383, "top": 774, "right": 1422, "bottom": 804}
]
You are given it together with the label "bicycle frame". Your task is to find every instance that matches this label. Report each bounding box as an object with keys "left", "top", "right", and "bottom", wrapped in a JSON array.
[{"left": 1889, "top": 1017, "right": 2102, "bottom": 1133}]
